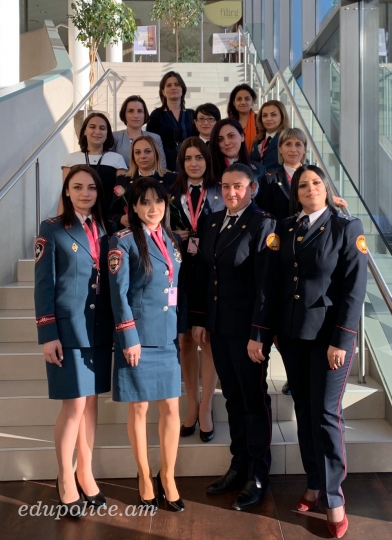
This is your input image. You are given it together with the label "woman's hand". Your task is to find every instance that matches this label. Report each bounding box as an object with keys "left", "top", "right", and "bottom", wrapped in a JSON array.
[
  {"left": 327, "top": 345, "right": 347, "bottom": 370},
  {"left": 248, "top": 339, "right": 265, "bottom": 363},
  {"left": 192, "top": 326, "right": 207, "bottom": 345},
  {"left": 175, "top": 229, "right": 190, "bottom": 241},
  {"left": 43, "top": 340, "right": 63, "bottom": 367},
  {"left": 120, "top": 214, "right": 130, "bottom": 228},
  {"left": 333, "top": 196, "right": 348, "bottom": 208},
  {"left": 123, "top": 344, "right": 141, "bottom": 367}
]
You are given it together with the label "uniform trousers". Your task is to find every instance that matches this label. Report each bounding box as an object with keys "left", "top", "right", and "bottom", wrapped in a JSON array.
[
  {"left": 210, "top": 334, "right": 272, "bottom": 484},
  {"left": 278, "top": 335, "right": 356, "bottom": 509}
]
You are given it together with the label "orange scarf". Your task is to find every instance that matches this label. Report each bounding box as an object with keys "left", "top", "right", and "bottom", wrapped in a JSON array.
[{"left": 244, "top": 110, "right": 257, "bottom": 153}]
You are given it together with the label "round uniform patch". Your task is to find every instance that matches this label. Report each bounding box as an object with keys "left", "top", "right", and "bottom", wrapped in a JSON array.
[
  {"left": 356, "top": 235, "right": 368, "bottom": 254},
  {"left": 108, "top": 249, "right": 123, "bottom": 274},
  {"left": 266, "top": 233, "right": 280, "bottom": 251},
  {"left": 35, "top": 237, "right": 47, "bottom": 263}
]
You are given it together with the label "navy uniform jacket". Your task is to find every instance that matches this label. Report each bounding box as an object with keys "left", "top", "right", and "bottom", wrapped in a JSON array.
[
  {"left": 276, "top": 210, "right": 368, "bottom": 349},
  {"left": 34, "top": 216, "right": 113, "bottom": 347},
  {"left": 255, "top": 167, "right": 290, "bottom": 221},
  {"left": 250, "top": 134, "right": 280, "bottom": 172},
  {"left": 108, "top": 228, "right": 187, "bottom": 349},
  {"left": 192, "top": 202, "right": 279, "bottom": 344},
  {"left": 108, "top": 171, "right": 177, "bottom": 230}
]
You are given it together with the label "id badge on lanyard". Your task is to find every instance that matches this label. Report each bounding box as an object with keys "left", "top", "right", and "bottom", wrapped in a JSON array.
[
  {"left": 186, "top": 187, "right": 206, "bottom": 254},
  {"left": 151, "top": 227, "right": 177, "bottom": 307}
]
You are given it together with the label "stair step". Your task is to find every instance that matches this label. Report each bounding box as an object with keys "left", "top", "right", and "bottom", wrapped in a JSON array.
[
  {"left": 1, "top": 418, "right": 391, "bottom": 481},
  {"left": 0, "top": 376, "right": 383, "bottom": 427},
  {"left": 17, "top": 260, "right": 34, "bottom": 282},
  {"left": 0, "top": 310, "right": 36, "bottom": 342},
  {"left": 0, "top": 282, "right": 34, "bottom": 309},
  {"left": 0, "top": 342, "right": 45, "bottom": 380}
]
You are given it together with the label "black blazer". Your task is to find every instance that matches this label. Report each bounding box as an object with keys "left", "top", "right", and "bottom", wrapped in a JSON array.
[
  {"left": 276, "top": 210, "right": 368, "bottom": 349},
  {"left": 192, "top": 202, "right": 279, "bottom": 343},
  {"left": 108, "top": 171, "right": 177, "bottom": 230},
  {"left": 256, "top": 167, "right": 290, "bottom": 221},
  {"left": 250, "top": 134, "right": 280, "bottom": 173}
]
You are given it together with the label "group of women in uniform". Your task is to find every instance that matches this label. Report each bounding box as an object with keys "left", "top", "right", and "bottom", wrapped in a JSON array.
[{"left": 34, "top": 71, "right": 366, "bottom": 538}]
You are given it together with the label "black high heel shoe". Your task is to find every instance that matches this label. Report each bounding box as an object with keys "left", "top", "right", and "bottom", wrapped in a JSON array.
[
  {"left": 74, "top": 472, "right": 106, "bottom": 508},
  {"left": 137, "top": 473, "right": 158, "bottom": 511},
  {"left": 156, "top": 471, "right": 185, "bottom": 512},
  {"left": 180, "top": 417, "right": 198, "bottom": 437},
  {"left": 200, "top": 411, "right": 214, "bottom": 443},
  {"left": 56, "top": 477, "right": 84, "bottom": 518}
]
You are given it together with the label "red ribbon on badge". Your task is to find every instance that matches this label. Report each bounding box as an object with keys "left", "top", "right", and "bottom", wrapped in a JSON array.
[
  {"left": 151, "top": 225, "right": 174, "bottom": 284},
  {"left": 83, "top": 219, "right": 101, "bottom": 271},
  {"left": 186, "top": 187, "right": 206, "bottom": 233}
]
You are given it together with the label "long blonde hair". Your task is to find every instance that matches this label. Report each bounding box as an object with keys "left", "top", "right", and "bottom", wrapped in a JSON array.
[
  {"left": 255, "top": 100, "right": 290, "bottom": 142},
  {"left": 125, "top": 135, "right": 168, "bottom": 178}
]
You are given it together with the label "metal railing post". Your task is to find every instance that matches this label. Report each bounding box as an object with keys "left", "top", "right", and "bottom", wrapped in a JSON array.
[
  {"left": 358, "top": 305, "right": 366, "bottom": 384},
  {"left": 35, "top": 159, "right": 40, "bottom": 238},
  {"left": 113, "top": 78, "right": 117, "bottom": 131},
  {"left": 238, "top": 28, "right": 241, "bottom": 64}
]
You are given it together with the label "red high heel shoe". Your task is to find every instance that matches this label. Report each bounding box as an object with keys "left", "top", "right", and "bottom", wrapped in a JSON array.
[
  {"left": 327, "top": 511, "right": 348, "bottom": 538},
  {"left": 296, "top": 491, "right": 321, "bottom": 511}
]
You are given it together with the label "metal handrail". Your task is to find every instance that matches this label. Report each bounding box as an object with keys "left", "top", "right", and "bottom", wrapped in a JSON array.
[
  {"left": 241, "top": 29, "right": 392, "bottom": 384},
  {"left": 238, "top": 26, "right": 265, "bottom": 107},
  {"left": 96, "top": 52, "right": 114, "bottom": 95},
  {"left": 0, "top": 69, "right": 124, "bottom": 235}
]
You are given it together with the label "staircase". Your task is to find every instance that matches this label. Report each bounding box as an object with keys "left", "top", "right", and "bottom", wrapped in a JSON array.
[
  {"left": 1, "top": 259, "right": 392, "bottom": 481},
  {"left": 94, "top": 62, "right": 246, "bottom": 120}
]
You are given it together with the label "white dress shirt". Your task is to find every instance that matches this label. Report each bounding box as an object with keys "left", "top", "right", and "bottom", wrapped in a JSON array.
[{"left": 297, "top": 206, "right": 328, "bottom": 229}]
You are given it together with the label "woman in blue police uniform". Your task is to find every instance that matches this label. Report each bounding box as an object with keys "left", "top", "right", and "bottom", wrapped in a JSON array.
[
  {"left": 108, "top": 177, "right": 187, "bottom": 512},
  {"left": 34, "top": 165, "right": 113, "bottom": 517},
  {"left": 276, "top": 165, "right": 367, "bottom": 538},
  {"left": 168, "top": 137, "right": 224, "bottom": 443}
]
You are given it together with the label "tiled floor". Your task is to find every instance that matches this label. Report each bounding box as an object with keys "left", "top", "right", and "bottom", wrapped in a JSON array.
[{"left": 1, "top": 474, "right": 392, "bottom": 539}]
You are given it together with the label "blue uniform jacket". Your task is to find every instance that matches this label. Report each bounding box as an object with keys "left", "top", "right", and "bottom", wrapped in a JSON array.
[
  {"left": 108, "top": 228, "right": 187, "bottom": 349},
  {"left": 192, "top": 202, "right": 280, "bottom": 344},
  {"left": 250, "top": 134, "right": 280, "bottom": 173},
  {"left": 34, "top": 216, "right": 113, "bottom": 347},
  {"left": 255, "top": 167, "right": 290, "bottom": 221},
  {"left": 276, "top": 210, "right": 368, "bottom": 349},
  {"left": 112, "top": 129, "right": 167, "bottom": 169}
]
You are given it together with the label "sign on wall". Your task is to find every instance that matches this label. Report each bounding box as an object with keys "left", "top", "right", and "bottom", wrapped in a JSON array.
[
  {"left": 212, "top": 33, "right": 244, "bottom": 54},
  {"left": 205, "top": 1, "right": 243, "bottom": 28},
  {"left": 134, "top": 26, "right": 157, "bottom": 55}
]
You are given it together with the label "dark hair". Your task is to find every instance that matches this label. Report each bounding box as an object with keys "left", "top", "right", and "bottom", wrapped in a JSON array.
[
  {"left": 128, "top": 177, "right": 179, "bottom": 276},
  {"left": 78, "top": 112, "right": 114, "bottom": 153},
  {"left": 119, "top": 95, "right": 150, "bottom": 126},
  {"left": 171, "top": 137, "right": 217, "bottom": 194},
  {"left": 159, "top": 71, "right": 187, "bottom": 110},
  {"left": 209, "top": 118, "right": 251, "bottom": 180},
  {"left": 61, "top": 165, "right": 108, "bottom": 231},
  {"left": 227, "top": 84, "right": 256, "bottom": 119},
  {"left": 222, "top": 163, "right": 255, "bottom": 185},
  {"left": 255, "top": 100, "right": 290, "bottom": 142},
  {"left": 289, "top": 165, "right": 338, "bottom": 216},
  {"left": 194, "top": 103, "right": 221, "bottom": 122}
]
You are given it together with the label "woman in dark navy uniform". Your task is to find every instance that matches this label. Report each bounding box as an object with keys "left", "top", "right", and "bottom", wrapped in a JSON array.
[
  {"left": 35, "top": 165, "right": 113, "bottom": 517},
  {"left": 109, "top": 178, "right": 187, "bottom": 512},
  {"left": 250, "top": 100, "right": 290, "bottom": 172},
  {"left": 276, "top": 165, "right": 367, "bottom": 538},
  {"left": 168, "top": 137, "right": 224, "bottom": 442},
  {"left": 109, "top": 135, "right": 176, "bottom": 230},
  {"left": 209, "top": 118, "right": 265, "bottom": 188}
]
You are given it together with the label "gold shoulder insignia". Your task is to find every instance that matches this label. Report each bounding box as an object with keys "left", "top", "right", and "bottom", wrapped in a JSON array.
[
  {"left": 356, "top": 235, "right": 368, "bottom": 254},
  {"left": 266, "top": 233, "right": 280, "bottom": 251}
]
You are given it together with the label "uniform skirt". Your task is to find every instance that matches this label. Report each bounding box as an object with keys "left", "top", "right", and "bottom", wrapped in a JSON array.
[
  {"left": 46, "top": 344, "right": 113, "bottom": 400},
  {"left": 112, "top": 342, "right": 181, "bottom": 402}
]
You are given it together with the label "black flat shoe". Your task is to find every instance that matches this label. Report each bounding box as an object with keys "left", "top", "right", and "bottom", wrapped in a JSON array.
[
  {"left": 200, "top": 411, "right": 214, "bottom": 443},
  {"left": 232, "top": 480, "right": 270, "bottom": 511},
  {"left": 75, "top": 473, "right": 106, "bottom": 508},
  {"left": 180, "top": 417, "right": 198, "bottom": 437},
  {"left": 137, "top": 473, "right": 159, "bottom": 511},
  {"left": 206, "top": 469, "right": 247, "bottom": 495},
  {"left": 156, "top": 471, "right": 185, "bottom": 512},
  {"left": 56, "top": 477, "right": 84, "bottom": 518}
]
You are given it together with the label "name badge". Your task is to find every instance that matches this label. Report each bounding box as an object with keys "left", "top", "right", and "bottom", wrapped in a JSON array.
[
  {"left": 187, "top": 237, "right": 199, "bottom": 254},
  {"left": 168, "top": 286, "right": 178, "bottom": 306}
]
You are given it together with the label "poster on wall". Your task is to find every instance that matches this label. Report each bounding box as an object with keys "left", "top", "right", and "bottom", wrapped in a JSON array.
[
  {"left": 212, "top": 33, "right": 245, "bottom": 54},
  {"left": 134, "top": 26, "right": 157, "bottom": 55}
]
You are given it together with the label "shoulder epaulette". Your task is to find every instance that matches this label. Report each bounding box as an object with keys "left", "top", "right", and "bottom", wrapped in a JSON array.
[
  {"left": 45, "top": 216, "right": 62, "bottom": 224},
  {"left": 266, "top": 170, "right": 279, "bottom": 177},
  {"left": 115, "top": 228, "right": 134, "bottom": 238},
  {"left": 335, "top": 213, "right": 355, "bottom": 221},
  {"left": 254, "top": 208, "right": 272, "bottom": 218}
]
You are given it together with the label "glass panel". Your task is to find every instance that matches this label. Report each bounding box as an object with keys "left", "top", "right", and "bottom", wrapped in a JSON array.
[
  {"left": 317, "top": 0, "right": 339, "bottom": 31},
  {"left": 290, "top": 0, "right": 302, "bottom": 67},
  {"left": 274, "top": 0, "right": 280, "bottom": 67}
]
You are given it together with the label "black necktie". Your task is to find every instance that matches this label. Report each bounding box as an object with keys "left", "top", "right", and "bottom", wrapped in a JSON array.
[
  {"left": 84, "top": 217, "right": 94, "bottom": 234},
  {"left": 190, "top": 184, "right": 202, "bottom": 213},
  {"left": 265, "top": 136, "right": 272, "bottom": 148},
  {"left": 296, "top": 215, "right": 309, "bottom": 245},
  {"left": 215, "top": 215, "right": 238, "bottom": 253}
]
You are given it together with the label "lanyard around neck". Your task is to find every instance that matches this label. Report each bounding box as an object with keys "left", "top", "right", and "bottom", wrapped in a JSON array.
[
  {"left": 186, "top": 186, "right": 206, "bottom": 232},
  {"left": 150, "top": 225, "right": 174, "bottom": 284}
]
